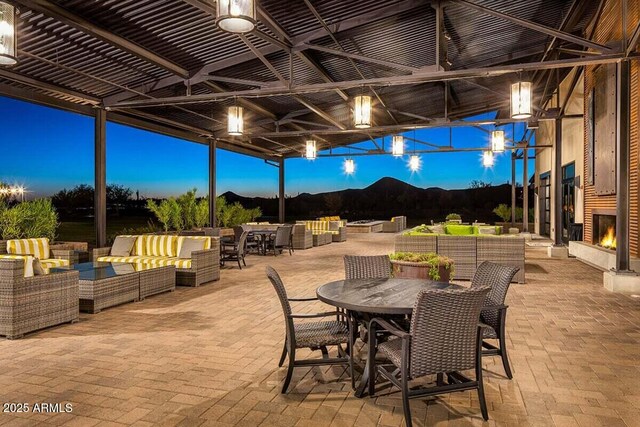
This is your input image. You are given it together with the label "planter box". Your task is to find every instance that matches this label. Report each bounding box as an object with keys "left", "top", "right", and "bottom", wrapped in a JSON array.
[{"left": 391, "top": 260, "right": 452, "bottom": 282}]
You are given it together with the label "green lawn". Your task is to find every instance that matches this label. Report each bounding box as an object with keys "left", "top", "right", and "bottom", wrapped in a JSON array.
[{"left": 57, "top": 216, "right": 155, "bottom": 246}]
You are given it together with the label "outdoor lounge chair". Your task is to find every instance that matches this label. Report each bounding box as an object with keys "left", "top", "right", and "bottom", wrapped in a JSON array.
[
  {"left": 266, "top": 266, "right": 353, "bottom": 393},
  {"left": 221, "top": 230, "right": 249, "bottom": 269},
  {"left": 367, "top": 286, "right": 492, "bottom": 425},
  {"left": 470, "top": 261, "right": 520, "bottom": 379},
  {"left": 266, "top": 225, "right": 293, "bottom": 256}
]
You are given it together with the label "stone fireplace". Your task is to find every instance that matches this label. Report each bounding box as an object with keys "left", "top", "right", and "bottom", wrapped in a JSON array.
[{"left": 592, "top": 212, "right": 616, "bottom": 249}]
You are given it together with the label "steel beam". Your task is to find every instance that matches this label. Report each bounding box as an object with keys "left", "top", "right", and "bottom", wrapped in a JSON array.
[
  {"left": 523, "top": 145, "right": 529, "bottom": 232},
  {"left": 452, "top": 0, "right": 612, "bottom": 53},
  {"left": 433, "top": 1, "right": 448, "bottom": 70},
  {"left": 107, "top": 54, "right": 629, "bottom": 108},
  {"left": 511, "top": 152, "right": 516, "bottom": 227},
  {"left": 94, "top": 108, "right": 107, "bottom": 248},
  {"left": 553, "top": 118, "right": 563, "bottom": 246},
  {"left": 278, "top": 158, "right": 285, "bottom": 223},
  {"left": 300, "top": 43, "right": 419, "bottom": 73},
  {"left": 209, "top": 138, "right": 217, "bottom": 227},
  {"left": 15, "top": 0, "right": 189, "bottom": 79},
  {"left": 0, "top": 68, "right": 100, "bottom": 104},
  {"left": 291, "top": 95, "right": 346, "bottom": 129},
  {"left": 616, "top": 60, "right": 631, "bottom": 271}
]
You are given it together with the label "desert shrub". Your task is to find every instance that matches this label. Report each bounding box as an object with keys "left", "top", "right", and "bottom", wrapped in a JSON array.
[
  {"left": 194, "top": 198, "right": 209, "bottom": 228},
  {"left": 177, "top": 188, "right": 197, "bottom": 230},
  {"left": 146, "top": 199, "right": 173, "bottom": 232},
  {"left": 0, "top": 198, "right": 58, "bottom": 240},
  {"left": 445, "top": 213, "right": 461, "bottom": 222},
  {"left": 216, "top": 196, "right": 261, "bottom": 227},
  {"left": 493, "top": 204, "right": 511, "bottom": 222},
  {"left": 389, "top": 252, "right": 454, "bottom": 281}
]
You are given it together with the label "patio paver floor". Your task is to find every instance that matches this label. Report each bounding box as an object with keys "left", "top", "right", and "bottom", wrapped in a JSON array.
[{"left": 0, "top": 233, "right": 639, "bottom": 426}]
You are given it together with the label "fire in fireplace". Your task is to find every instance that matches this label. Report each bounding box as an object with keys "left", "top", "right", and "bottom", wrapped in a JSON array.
[{"left": 593, "top": 214, "right": 616, "bottom": 250}]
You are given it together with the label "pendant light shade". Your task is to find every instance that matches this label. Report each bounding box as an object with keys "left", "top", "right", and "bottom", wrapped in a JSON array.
[
  {"left": 409, "top": 155, "right": 421, "bottom": 172},
  {"left": 227, "top": 106, "right": 244, "bottom": 135},
  {"left": 305, "top": 140, "right": 317, "bottom": 160},
  {"left": 353, "top": 95, "right": 372, "bottom": 128},
  {"left": 0, "top": 2, "right": 17, "bottom": 66},
  {"left": 344, "top": 158, "right": 355, "bottom": 174},
  {"left": 216, "top": 0, "right": 257, "bottom": 33},
  {"left": 391, "top": 135, "right": 404, "bottom": 157},
  {"left": 491, "top": 130, "right": 505, "bottom": 153},
  {"left": 510, "top": 81, "right": 532, "bottom": 119},
  {"left": 482, "top": 150, "right": 495, "bottom": 168}
]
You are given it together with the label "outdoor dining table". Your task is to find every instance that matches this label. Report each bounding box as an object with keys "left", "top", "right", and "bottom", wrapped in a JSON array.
[
  {"left": 249, "top": 229, "right": 275, "bottom": 255},
  {"left": 316, "top": 277, "right": 463, "bottom": 397}
]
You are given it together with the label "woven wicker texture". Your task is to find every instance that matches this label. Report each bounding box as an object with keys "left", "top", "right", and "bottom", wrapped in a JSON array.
[
  {"left": 437, "top": 236, "right": 477, "bottom": 280},
  {"left": 394, "top": 235, "right": 437, "bottom": 253},
  {"left": 265, "top": 266, "right": 292, "bottom": 316},
  {"left": 274, "top": 226, "right": 292, "bottom": 247},
  {"left": 471, "top": 261, "right": 519, "bottom": 338},
  {"left": 294, "top": 321, "right": 349, "bottom": 348},
  {"left": 343, "top": 255, "right": 391, "bottom": 280},
  {"left": 0, "top": 259, "right": 79, "bottom": 339},
  {"left": 476, "top": 237, "right": 525, "bottom": 283},
  {"left": 139, "top": 265, "right": 176, "bottom": 299},
  {"left": 384, "top": 286, "right": 491, "bottom": 378}
]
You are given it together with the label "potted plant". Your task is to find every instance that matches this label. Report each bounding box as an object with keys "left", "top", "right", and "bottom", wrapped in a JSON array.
[
  {"left": 445, "top": 213, "right": 462, "bottom": 224},
  {"left": 389, "top": 252, "right": 455, "bottom": 282}
]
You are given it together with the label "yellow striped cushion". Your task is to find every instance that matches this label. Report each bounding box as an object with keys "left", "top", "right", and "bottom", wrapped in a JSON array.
[
  {"left": 7, "top": 238, "right": 50, "bottom": 260},
  {"left": 139, "top": 257, "right": 192, "bottom": 269},
  {"left": 176, "top": 236, "right": 211, "bottom": 256},
  {"left": 40, "top": 258, "right": 70, "bottom": 274},
  {"left": 97, "top": 255, "right": 159, "bottom": 264},
  {"left": 143, "top": 235, "right": 180, "bottom": 257}
]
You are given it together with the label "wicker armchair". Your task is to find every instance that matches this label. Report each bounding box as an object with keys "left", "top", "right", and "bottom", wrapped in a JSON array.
[
  {"left": 221, "top": 230, "right": 249, "bottom": 269},
  {"left": 470, "top": 261, "right": 520, "bottom": 379},
  {"left": 291, "top": 224, "right": 312, "bottom": 249},
  {"left": 0, "top": 258, "right": 79, "bottom": 339},
  {"left": 266, "top": 266, "right": 353, "bottom": 393},
  {"left": 368, "top": 286, "right": 492, "bottom": 425}
]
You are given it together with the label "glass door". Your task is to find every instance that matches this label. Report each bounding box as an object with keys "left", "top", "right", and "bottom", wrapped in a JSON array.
[
  {"left": 561, "top": 163, "right": 576, "bottom": 243},
  {"left": 539, "top": 173, "right": 551, "bottom": 237}
]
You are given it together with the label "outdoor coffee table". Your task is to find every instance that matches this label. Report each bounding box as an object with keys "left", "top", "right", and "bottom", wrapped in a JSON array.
[
  {"left": 316, "top": 277, "right": 462, "bottom": 397},
  {"left": 52, "top": 262, "right": 175, "bottom": 313}
]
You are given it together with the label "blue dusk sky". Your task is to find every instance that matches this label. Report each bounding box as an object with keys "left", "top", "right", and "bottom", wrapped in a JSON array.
[{"left": 0, "top": 96, "right": 534, "bottom": 199}]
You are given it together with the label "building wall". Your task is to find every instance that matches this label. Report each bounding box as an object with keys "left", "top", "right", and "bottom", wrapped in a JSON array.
[
  {"left": 583, "top": 0, "right": 639, "bottom": 256},
  {"left": 534, "top": 69, "right": 584, "bottom": 237}
]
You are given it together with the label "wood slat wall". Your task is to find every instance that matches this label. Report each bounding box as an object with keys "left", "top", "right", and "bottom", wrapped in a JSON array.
[{"left": 583, "top": 0, "right": 639, "bottom": 257}]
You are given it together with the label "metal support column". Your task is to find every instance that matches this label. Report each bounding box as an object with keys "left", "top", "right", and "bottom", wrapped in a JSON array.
[
  {"left": 94, "top": 108, "right": 107, "bottom": 248},
  {"left": 209, "top": 138, "right": 217, "bottom": 227},
  {"left": 278, "top": 158, "right": 285, "bottom": 223},
  {"left": 615, "top": 59, "right": 631, "bottom": 271},
  {"left": 553, "top": 117, "right": 563, "bottom": 246},
  {"left": 511, "top": 152, "right": 516, "bottom": 227},
  {"left": 523, "top": 145, "right": 529, "bottom": 232}
]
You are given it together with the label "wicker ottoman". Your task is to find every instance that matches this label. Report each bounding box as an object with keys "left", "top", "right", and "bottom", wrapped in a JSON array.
[
  {"left": 78, "top": 267, "right": 139, "bottom": 314},
  {"left": 313, "top": 233, "right": 332, "bottom": 246},
  {"left": 139, "top": 265, "right": 176, "bottom": 299}
]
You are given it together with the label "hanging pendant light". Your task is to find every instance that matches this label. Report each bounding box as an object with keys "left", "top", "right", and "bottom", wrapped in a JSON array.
[
  {"left": 353, "top": 95, "right": 372, "bottom": 128},
  {"left": 491, "top": 130, "right": 505, "bottom": 153},
  {"left": 305, "top": 140, "right": 317, "bottom": 160},
  {"left": 227, "top": 105, "right": 244, "bottom": 136},
  {"left": 344, "top": 158, "right": 355, "bottom": 174},
  {"left": 216, "top": 0, "right": 257, "bottom": 33},
  {"left": 409, "top": 155, "right": 421, "bottom": 172},
  {"left": 392, "top": 135, "right": 404, "bottom": 157},
  {"left": 482, "top": 150, "right": 494, "bottom": 168},
  {"left": 510, "top": 81, "right": 532, "bottom": 119},
  {"left": 0, "top": 2, "right": 17, "bottom": 66}
]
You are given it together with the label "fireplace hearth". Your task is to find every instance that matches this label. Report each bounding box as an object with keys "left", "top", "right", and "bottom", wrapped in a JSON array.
[{"left": 593, "top": 213, "right": 616, "bottom": 249}]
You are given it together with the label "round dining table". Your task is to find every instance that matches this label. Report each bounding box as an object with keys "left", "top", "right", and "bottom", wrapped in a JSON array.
[{"left": 316, "top": 277, "right": 463, "bottom": 397}]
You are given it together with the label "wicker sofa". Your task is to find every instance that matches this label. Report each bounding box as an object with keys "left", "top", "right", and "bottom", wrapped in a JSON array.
[
  {"left": 381, "top": 216, "right": 407, "bottom": 233},
  {"left": 0, "top": 258, "right": 79, "bottom": 339},
  {"left": 0, "top": 238, "right": 76, "bottom": 274},
  {"left": 395, "top": 233, "right": 525, "bottom": 283},
  {"left": 93, "top": 234, "right": 220, "bottom": 287},
  {"left": 298, "top": 220, "right": 347, "bottom": 243}
]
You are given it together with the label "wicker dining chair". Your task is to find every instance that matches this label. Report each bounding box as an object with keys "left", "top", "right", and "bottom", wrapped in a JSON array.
[
  {"left": 344, "top": 255, "right": 391, "bottom": 280},
  {"left": 266, "top": 266, "right": 353, "bottom": 393},
  {"left": 368, "top": 286, "right": 492, "bottom": 425},
  {"left": 268, "top": 225, "right": 293, "bottom": 256},
  {"left": 470, "top": 261, "right": 520, "bottom": 379},
  {"left": 220, "top": 230, "right": 249, "bottom": 269}
]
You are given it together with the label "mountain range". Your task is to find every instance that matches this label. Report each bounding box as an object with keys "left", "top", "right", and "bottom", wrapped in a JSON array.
[{"left": 222, "top": 177, "right": 528, "bottom": 224}]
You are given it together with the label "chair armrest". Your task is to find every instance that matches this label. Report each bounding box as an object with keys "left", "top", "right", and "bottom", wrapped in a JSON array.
[
  {"left": 191, "top": 248, "right": 217, "bottom": 270},
  {"left": 369, "top": 317, "right": 410, "bottom": 339},
  {"left": 288, "top": 297, "right": 318, "bottom": 302},
  {"left": 51, "top": 249, "right": 74, "bottom": 260},
  {"left": 288, "top": 311, "right": 342, "bottom": 319},
  {"left": 92, "top": 247, "right": 111, "bottom": 261}
]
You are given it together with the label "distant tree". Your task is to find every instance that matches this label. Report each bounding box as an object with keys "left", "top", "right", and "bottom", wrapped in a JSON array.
[
  {"left": 107, "top": 184, "right": 133, "bottom": 215},
  {"left": 51, "top": 184, "right": 94, "bottom": 214},
  {"left": 469, "top": 180, "right": 492, "bottom": 189}
]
